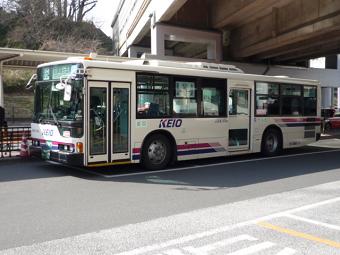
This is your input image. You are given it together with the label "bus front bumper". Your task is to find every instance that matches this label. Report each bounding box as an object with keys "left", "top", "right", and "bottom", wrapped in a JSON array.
[{"left": 30, "top": 146, "right": 83, "bottom": 166}]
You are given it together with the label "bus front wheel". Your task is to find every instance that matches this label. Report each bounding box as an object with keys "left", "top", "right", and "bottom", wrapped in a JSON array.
[
  {"left": 261, "top": 128, "right": 282, "bottom": 157},
  {"left": 142, "top": 134, "right": 171, "bottom": 170}
]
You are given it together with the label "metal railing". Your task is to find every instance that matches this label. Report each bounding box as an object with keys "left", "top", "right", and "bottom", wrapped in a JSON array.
[{"left": 0, "top": 126, "right": 31, "bottom": 158}]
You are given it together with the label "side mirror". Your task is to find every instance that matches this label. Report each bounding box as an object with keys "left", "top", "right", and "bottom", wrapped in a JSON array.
[{"left": 26, "top": 74, "right": 37, "bottom": 90}]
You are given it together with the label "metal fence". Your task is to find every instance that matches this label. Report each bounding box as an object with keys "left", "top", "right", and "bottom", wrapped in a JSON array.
[{"left": 0, "top": 126, "right": 31, "bottom": 158}]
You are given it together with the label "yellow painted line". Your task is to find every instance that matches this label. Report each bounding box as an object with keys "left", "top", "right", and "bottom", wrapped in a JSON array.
[
  {"left": 257, "top": 221, "right": 340, "bottom": 249},
  {"left": 87, "top": 161, "right": 132, "bottom": 167}
]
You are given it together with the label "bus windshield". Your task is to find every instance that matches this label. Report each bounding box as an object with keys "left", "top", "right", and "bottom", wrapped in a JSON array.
[{"left": 33, "top": 63, "right": 84, "bottom": 124}]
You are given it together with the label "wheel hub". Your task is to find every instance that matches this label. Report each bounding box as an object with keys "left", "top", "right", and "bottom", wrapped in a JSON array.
[
  {"left": 148, "top": 140, "right": 166, "bottom": 164},
  {"left": 266, "top": 134, "right": 278, "bottom": 153}
]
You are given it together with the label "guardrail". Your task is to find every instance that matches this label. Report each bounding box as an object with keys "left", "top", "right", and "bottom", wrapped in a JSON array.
[{"left": 0, "top": 126, "right": 31, "bottom": 158}]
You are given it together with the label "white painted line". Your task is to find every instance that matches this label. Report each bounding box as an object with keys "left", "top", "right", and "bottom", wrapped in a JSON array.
[
  {"left": 225, "top": 242, "right": 275, "bottom": 255},
  {"left": 115, "top": 197, "right": 340, "bottom": 255},
  {"left": 99, "top": 149, "right": 340, "bottom": 178},
  {"left": 182, "top": 235, "right": 257, "bottom": 254},
  {"left": 276, "top": 247, "right": 297, "bottom": 255},
  {"left": 285, "top": 214, "right": 340, "bottom": 231},
  {"left": 160, "top": 249, "right": 184, "bottom": 255}
]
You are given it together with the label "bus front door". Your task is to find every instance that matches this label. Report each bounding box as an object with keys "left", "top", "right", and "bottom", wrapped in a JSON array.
[
  {"left": 228, "top": 86, "right": 251, "bottom": 151},
  {"left": 88, "top": 82, "right": 109, "bottom": 163},
  {"left": 87, "top": 82, "right": 130, "bottom": 165}
]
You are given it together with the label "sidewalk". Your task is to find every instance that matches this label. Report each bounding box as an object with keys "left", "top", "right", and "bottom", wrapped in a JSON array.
[{"left": 321, "top": 129, "right": 340, "bottom": 140}]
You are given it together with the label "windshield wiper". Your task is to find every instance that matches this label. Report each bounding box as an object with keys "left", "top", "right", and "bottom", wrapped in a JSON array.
[{"left": 48, "top": 105, "right": 61, "bottom": 127}]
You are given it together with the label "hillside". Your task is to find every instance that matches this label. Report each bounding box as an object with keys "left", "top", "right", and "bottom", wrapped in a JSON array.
[
  {"left": 0, "top": 8, "right": 113, "bottom": 54},
  {"left": 0, "top": 4, "right": 113, "bottom": 123}
]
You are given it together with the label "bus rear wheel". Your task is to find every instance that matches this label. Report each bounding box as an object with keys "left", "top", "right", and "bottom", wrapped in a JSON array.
[
  {"left": 261, "top": 128, "right": 282, "bottom": 157},
  {"left": 142, "top": 134, "right": 171, "bottom": 170}
]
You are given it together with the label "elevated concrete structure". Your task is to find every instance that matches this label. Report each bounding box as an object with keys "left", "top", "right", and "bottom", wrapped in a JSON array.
[{"left": 112, "top": 0, "right": 340, "bottom": 107}]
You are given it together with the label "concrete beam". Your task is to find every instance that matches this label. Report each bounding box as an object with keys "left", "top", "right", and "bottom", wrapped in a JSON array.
[
  {"left": 231, "top": 2, "right": 340, "bottom": 59},
  {"left": 274, "top": 40, "right": 340, "bottom": 62},
  {"left": 210, "top": 0, "right": 294, "bottom": 29},
  {"left": 255, "top": 33, "right": 340, "bottom": 60}
]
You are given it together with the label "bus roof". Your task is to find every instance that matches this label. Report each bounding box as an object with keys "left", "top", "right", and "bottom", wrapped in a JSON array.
[{"left": 37, "top": 57, "right": 320, "bottom": 86}]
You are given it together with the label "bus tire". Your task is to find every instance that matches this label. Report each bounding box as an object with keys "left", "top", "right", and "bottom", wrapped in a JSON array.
[
  {"left": 141, "top": 134, "right": 171, "bottom": 170},
  {"left": 261, "top": 128, "right": 282, "bottom": 157}
]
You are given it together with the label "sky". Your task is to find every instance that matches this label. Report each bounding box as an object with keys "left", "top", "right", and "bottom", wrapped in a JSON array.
[{"left": 88, "top": 0, "right": 120, "bottom": 37}]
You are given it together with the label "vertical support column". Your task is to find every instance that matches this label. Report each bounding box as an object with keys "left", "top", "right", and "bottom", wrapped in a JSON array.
[
  {"left": 321, "top": 87, "right": 332, "bottom": 108},
  {"left": 0, "top": 62, "right": 4, "bottom": 108},
  {"left": 207, "top": 41, "right": 222, "bottom": 62},
  {"left": 151, "top": 23, "right": 165, "bottom": 57},
  {"left": 128, "top": 47, "right": 138, "bottom": 58},
  {"left": 337, "top": 88, "right": 340, "bottom": 109}
]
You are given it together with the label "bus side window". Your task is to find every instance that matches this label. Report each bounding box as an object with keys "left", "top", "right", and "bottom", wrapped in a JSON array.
[
  {"left": 136, "top": 74, "right": 170, "bottom": 118},
  {"left": 201, "top": 78, "right": 225, "bottom": 117},
  {"left": 173, "top": 79, "right": 197, "bottom": 116}
]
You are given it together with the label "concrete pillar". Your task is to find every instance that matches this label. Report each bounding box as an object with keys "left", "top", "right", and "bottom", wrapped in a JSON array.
[
  {"left": 337, "top": 88, "right": 340, "bottom": 109},
  {"left": 321, "top": 87, "right": 332, "bottom": 108},
  {"left": 0, "top": 62, "right": 3, "bottom": 108},
  {"left": 151, "top": 24, "right": 165, "bottom": 57},
  {"left": 128, "top": 47, "right": 138, "bottom": 58}
]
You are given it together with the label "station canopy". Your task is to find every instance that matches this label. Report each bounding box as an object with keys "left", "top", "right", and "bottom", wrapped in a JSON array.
[{"left": 0, "top": 47, "right": 124, "bottom": 68}]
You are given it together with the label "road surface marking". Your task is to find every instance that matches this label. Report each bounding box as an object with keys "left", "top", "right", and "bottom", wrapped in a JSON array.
[
  {"left": 115, "top": 197, "right": 340, "bottom": 255},
  {"left": 276, "top": 248, "right": 297, "bottom": 255},
  {"left": 182, "top": 235, "right": 257, "bottom": 254},
  {"left": 257, "top": 221, "right": 340, "bottom": 249},
  {"left": 285, "top": 214, "right": 340, "bottom": 231},
  {"left": 97, "top": 149, "right": 340, "bottom": 178},
  {"left": 225, "top": 242, "right": 275, "bottom": 255},
  {"left": 152, "top": 236, "right": 295, "bottom": 255}
]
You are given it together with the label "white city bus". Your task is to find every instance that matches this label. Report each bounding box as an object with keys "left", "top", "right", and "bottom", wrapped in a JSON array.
[{"left": 29, "top": 57, "right": 321, "bottom": 169}]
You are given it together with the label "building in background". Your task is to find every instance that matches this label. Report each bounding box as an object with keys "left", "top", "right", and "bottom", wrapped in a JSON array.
[{"left": 111, "top": 0, "right": 340, "bottom": 109}]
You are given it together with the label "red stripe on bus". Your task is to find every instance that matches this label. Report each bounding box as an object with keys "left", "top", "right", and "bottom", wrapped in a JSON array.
[
  {"left": 177, "top": 143, "right": 211, "bottom": 150},
  {"left": 132, "top": 143, "right": 221, "bottom": 155},
  {"left": 133, "top": 148, "right": 141, "bottom": 153}
]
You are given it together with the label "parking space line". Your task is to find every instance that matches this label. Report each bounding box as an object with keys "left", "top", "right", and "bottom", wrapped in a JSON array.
[
  {"left": 276, "top": 248, "right": 297, "bottom": 255},
  {"left": 285, "top": 214, "right": 340, "bottom": 231},
  {"left": 257, "top": 221, "right": 340, "bottom": 249},
  {"left": 182, "top": 235, "right": 258, "bottom": 254},
  {"left": 225, "top": 242, "right": 275, "bottom": 255},
  {"left": 116, "top": 197, "right": 340, "bottom": 255}
]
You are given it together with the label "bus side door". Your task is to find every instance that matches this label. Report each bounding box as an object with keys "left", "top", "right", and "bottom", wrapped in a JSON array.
[{"left": 228, "top": 80, "right": 252, "bottom": 152}]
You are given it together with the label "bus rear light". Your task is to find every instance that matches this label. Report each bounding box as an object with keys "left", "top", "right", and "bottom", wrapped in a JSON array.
[{"left": 76, "top": 142, "right": 83, "bottom": 153}]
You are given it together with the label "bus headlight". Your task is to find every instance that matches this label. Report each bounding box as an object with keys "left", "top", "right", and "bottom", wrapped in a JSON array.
[{"left": 76, "top": 142, "right": 83, "bottom": 153}]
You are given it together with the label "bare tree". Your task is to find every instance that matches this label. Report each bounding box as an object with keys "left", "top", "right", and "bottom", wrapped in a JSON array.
[
  {"left": 7, "top": 0, "right": 97, "bottom": 21},
  {"left": 67, "top": 0, "right": 97, "bottom": 22}
]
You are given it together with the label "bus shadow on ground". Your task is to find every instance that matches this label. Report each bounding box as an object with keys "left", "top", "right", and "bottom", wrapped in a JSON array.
[
  {"left": 0, "top": 158, "right": 94, "bottom": 183},
  {"left": 85, "top": 144, "right": 340, "bottom": 190},
  {"left": 1, "top": 143, "right": 340, "bottom": 186}
]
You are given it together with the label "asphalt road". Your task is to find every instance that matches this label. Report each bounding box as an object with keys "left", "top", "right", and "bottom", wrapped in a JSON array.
[{"left": 1, "top": 137, "right": 340, "bottom": 254}]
